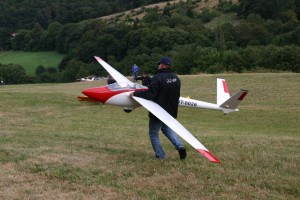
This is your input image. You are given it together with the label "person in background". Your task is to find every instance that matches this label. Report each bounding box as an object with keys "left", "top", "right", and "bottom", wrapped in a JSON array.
[
  {"left": 130, "top": 57, "right": 186, "bottom": 160},
  {"left": 131, "top": 64, "right": 139, "bottom": 82},
  {"left": 135, "top": 71, "right": 152, "bottom": 87}
]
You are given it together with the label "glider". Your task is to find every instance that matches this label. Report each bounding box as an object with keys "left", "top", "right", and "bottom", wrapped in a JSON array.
[{"left": 78, "top": 56, "right": 248, "bottom": 163}]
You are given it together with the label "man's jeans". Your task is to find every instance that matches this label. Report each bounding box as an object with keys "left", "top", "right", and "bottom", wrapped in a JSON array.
[
  {"left": 133, "top": 72, "right": 138, "bottom": 82},
  {"left": 149, "top": 117, "right": 184, "bottom": 159}
]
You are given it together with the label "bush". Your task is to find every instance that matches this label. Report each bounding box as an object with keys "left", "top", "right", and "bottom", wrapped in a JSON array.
[
  {"left": 207, "top": 64, "right": 224, "bottom": 74},
  {"left": 0, "top": 63, "right": 26, "bottom": 84}
]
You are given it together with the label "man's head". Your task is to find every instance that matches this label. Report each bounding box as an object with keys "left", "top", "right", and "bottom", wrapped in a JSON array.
[{"left": 158, "top": 57, "right": 172, "bottom": 69}]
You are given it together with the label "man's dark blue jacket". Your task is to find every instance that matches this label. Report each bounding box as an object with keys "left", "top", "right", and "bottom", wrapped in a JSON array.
[{"left": 134, "top": 68, "right": 181, "bottom": 119}]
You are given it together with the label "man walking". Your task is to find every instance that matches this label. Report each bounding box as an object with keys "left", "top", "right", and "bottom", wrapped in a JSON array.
[
  {"left": 131, "top": 64, "right": 139, "bottom": 82},
  {"left": 130, "top": 57, "right": 186, "bottom": 160}
]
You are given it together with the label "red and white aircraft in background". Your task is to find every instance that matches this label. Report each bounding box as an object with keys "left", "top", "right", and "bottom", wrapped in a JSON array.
[{"left": 78, "top": 56, "right": 248, "bottom": 163}]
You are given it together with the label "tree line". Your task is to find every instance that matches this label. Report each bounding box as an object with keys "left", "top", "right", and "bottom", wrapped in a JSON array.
[{"left": 0, "top": 0, "right": 300, "bottom": 84}]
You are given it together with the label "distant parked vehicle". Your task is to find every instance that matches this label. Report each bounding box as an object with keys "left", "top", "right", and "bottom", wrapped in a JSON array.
[{"left": 77, "top": 76, "right": 100, "bottom": 82}]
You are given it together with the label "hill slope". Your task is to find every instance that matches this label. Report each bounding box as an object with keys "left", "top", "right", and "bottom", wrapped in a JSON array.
[{"left": 100, "top": 0, "right": 239, "bottom": 21}]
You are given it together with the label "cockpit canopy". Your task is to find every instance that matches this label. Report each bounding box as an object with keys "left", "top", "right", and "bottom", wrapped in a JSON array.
[{"left": 107, "top": 82, "right": 147, "bottom": 91}]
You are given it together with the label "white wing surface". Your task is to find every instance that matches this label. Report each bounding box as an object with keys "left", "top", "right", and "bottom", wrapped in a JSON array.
[
  {"left": 94, "top": 56, "right": 133, "bottom": 84},
  {"left": 132, "top": 96, "right": 220, "bottom": 163}
]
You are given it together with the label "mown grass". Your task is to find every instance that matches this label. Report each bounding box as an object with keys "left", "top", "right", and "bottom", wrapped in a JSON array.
[
  {"left": 0, "top": 73, "right": 299, "bottom": 199},
  {"left": 0, "top": 51, "right": 65, "bottom": 75}
]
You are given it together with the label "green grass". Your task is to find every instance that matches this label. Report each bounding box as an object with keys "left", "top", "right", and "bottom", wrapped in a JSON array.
[
  {"left": 0, "top": 51, "right": 65, "bottom": 76},
  {"left": 0, "top": 73, "right": 299, "bottom": 199}
]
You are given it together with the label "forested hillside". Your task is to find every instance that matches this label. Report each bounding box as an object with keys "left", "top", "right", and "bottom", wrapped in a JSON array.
[
  {"left": 0, "top": 0, "right": 300, "bottom": 84},
  {"left": 0, "top": 0, "right": 166, "bottom": 29}
]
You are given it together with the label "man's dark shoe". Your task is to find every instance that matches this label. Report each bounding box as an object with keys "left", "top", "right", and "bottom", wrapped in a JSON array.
[{"left": 178, "top": 148, "right": 187, "bottom": 159}]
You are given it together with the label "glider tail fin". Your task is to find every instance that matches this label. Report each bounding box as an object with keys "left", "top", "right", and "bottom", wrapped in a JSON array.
[
  {"left": 217, "top": 78, "right": 230, "bottom": 106},
  {"left": 217, "top": 78, "right": 248, "bottom": 114}
]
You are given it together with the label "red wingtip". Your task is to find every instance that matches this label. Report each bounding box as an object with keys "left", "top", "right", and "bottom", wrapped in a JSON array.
[
  {"left": 197, "top": 149, "right": 221, "bottom": 163},
  {"left": 94, "top": 56, "right": 102, "bottom": 61}
]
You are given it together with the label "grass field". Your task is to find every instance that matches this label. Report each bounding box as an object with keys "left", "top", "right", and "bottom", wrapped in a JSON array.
[
  {"left": 0, "top": 51, "right": 65, "bottom": 76},
  {"left": 0, "top": 73, "right": 299, "bottom": 199}
]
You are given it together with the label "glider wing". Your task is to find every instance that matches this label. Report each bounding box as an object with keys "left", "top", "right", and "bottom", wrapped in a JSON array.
[
  {"left": 94, "top": 56, "right": 133, "bottom": 84},
  {"left": 132, "top": 96, "right": 220, "bottom": 163}
]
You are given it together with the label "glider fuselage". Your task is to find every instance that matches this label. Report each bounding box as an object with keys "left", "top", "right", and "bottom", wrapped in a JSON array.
[
  {"left": 82, "top": 82, "right": 147, "bottom": 110},
  {"left": 82, "top": 81, "right": 246, "bottom": 114}
]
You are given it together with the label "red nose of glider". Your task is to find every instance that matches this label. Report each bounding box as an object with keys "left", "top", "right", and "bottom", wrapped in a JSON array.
[
  {"left": 82, "top": 86, "right": 110, "bottom": 103},
  {"left": 82, "top": 88, "right": 98, "bottom": 99}
]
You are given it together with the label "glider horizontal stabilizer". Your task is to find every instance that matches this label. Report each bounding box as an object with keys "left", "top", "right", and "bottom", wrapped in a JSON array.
[
  {"left": 132, "top": 96, "right": 220, "bottom": 163},
  {"left": 219, "top": 89, "right": 248, "bottom": 110}
]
